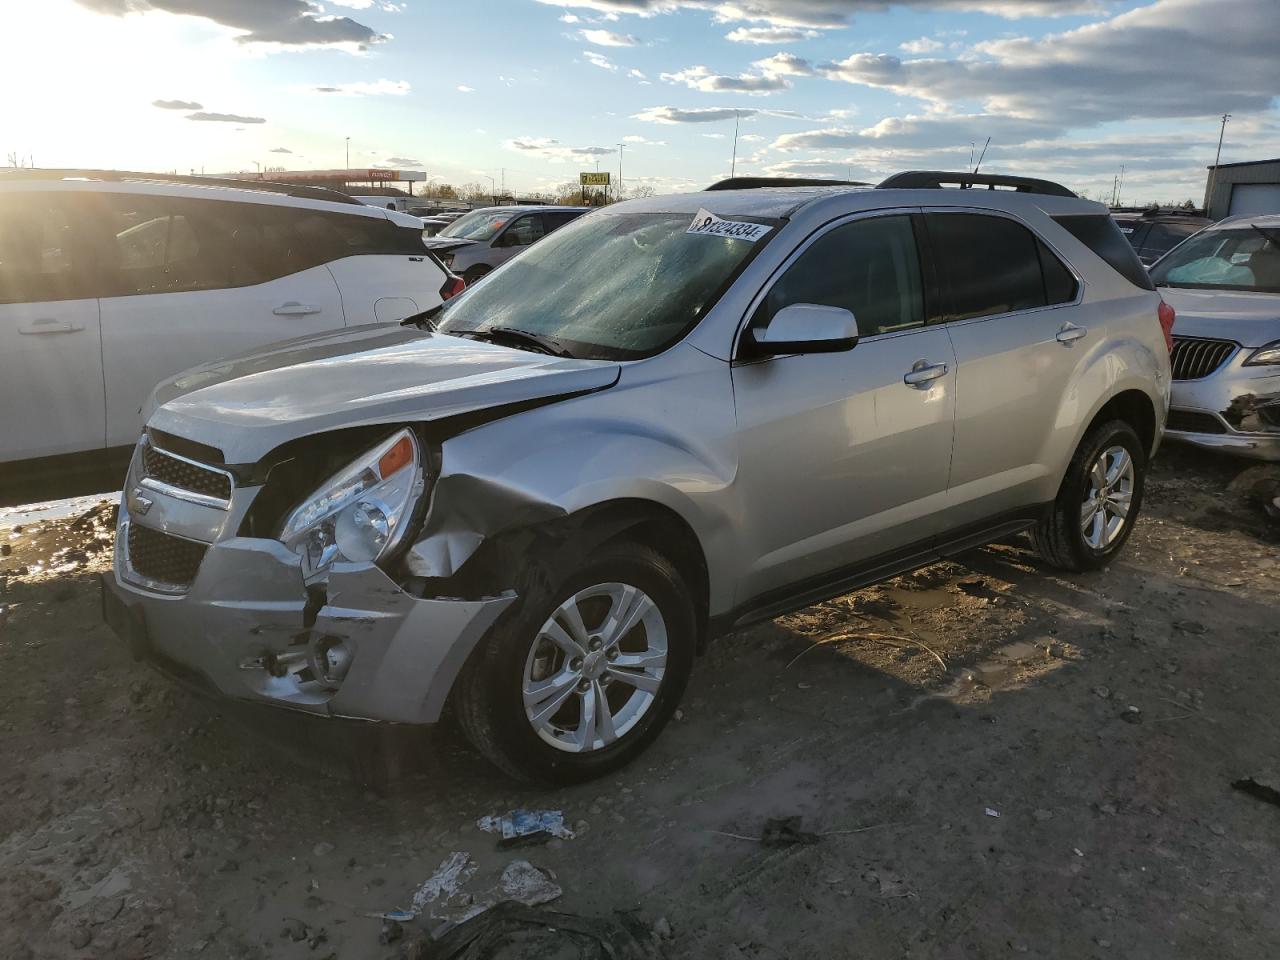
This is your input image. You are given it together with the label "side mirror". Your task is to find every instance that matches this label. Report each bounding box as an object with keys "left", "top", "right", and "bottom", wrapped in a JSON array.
[{"left": 750, "top": 303, "right": 859, "bottom": 356}]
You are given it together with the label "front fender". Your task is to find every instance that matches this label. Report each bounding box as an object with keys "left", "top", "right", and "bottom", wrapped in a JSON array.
[{"left": 408, "top": 344, "right": 742, "bottom": 613}]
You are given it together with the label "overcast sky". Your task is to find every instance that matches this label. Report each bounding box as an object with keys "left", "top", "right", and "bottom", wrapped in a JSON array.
[{"left": 4, "top": 0, "right": 1277, "bottom": 202}]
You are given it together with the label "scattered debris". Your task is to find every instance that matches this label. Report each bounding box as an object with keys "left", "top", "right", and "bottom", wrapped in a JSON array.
[
  {"left": 760, "top": 816, "right": 819, "bottom": 847},
  {"left": 411, "top": 852, "right": 479, "bottom": 916},
  {"left": 1120, "top": 706, "right": 1143, "bottom": 724},
  {"left": 862, "top": 869, "right": 913, "bottom": 899},
  {"left": 1232, "top": 777, "right": 1280, "bottom": 809},
  {"left": 985, "top": 808, "right": 1001, "bottom": 818},
  {"left": 477, "top": 810, "right": 575, "bottom": 847}
]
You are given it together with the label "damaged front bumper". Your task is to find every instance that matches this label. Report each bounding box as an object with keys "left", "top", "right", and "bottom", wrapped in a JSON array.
[
  {"left": 103, "top": 509, "right": 514, "bottom": 725},
  {"left": 1167, "top": 360, "right": 1280, "bottom": 462}
]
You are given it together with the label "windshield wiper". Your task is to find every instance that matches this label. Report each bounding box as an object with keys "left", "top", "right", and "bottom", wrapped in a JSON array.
[
  {"left": 463, "top": 326, "right": 575, "bottom": 358},
  {"left": 399, "top": 303, "right": 444, "bottom": 330}
]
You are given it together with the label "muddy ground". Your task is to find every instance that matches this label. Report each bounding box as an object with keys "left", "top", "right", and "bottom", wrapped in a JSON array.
[{"left": 3, "top": 446, "right": 1280, "bottom": 959}]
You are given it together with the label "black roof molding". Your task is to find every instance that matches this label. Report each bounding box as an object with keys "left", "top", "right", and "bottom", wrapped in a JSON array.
[
  {"left": 705, "top": 176, "right": 868, "bottom": 191},
  {"left": 0, "top": 168, "right": 363, "bottom": 205},
  {"left": 877, "top": 170, "right": 1076, "bottom": 198}
]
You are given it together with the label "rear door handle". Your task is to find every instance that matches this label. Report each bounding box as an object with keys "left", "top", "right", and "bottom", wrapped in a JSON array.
[
  {"left": 18, "top": 317, "right": 84, "bottom": 335},
  {"left": 903, "top": 360, "right": 949, "bottom": 388},
  {"left": 273, "top": 302, "right": 322, "bottom": 316},
  {"left": 1056, "top": 322, "right": 1087, "bottom": 344}
]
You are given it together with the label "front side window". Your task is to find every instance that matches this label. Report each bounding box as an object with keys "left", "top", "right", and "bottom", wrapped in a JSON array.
[
  {"left": 502, "top": 214, "right": 545, "bottom": 247},
  {"left": 0, "top": 193, "right": 88, "bottom": 303},
  {"left": 438, "top": 210, "right": 513, "bottom": 242},
  {"left": 1150, "top": 225, "right": 1280, "bottom": 293},
  {"left": 755, "top": 215, "right": 925, "bottom": 338},
  {"left": 437, "top": 210, "right": 774, "bottom": 359}
]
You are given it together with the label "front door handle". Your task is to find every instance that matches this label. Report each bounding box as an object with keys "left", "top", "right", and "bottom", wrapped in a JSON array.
[
  {"left": 18, "top": 317, "right": 84, "bottom": 335},
  {"left": 904, "top": 359, "right": 949, "bottom": 388},
  {"left": 1056, "top": 322, "right": 1087, "bottom": 344},
  {"left": 273, "top": 302, "right": 322, "bottom": 316}
]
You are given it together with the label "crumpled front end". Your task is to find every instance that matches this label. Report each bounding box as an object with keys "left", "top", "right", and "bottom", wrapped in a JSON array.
[
  {"left": 103, "top": 434, "right": 514, "bottom": 724},
  {"left": 1166, "top": 338, "right": 1280, "bottom": 461}
]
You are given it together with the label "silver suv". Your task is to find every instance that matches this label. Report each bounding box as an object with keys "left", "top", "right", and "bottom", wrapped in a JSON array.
[{"left": 102, "top": 172, "right": 1172, "bottom": 782}]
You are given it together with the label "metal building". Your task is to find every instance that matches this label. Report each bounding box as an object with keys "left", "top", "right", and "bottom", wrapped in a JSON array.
[{"left": 1204, "top": 158, "right": 1280, "bottom": 220}]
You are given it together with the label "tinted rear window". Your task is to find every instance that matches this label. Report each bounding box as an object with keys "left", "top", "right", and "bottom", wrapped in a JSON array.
[{"left": 1053, "top": 215, "right": 1154, "bottom": 290}]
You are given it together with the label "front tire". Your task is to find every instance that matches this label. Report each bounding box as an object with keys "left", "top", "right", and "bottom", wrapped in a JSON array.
[
  {"left": 1032, "top": 418, "right": 1146, "bottom": 572},
  {"left": 453, "top": 542, "right": 695, "bottom": 783}
]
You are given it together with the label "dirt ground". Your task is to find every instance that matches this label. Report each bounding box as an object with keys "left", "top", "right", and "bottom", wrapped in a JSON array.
[{"left": 3, "top": 445, "right": 1280, "bottom": 960}]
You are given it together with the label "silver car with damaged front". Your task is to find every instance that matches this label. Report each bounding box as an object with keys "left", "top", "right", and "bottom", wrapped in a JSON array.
[
  {"left": 1152, "top": 214, "right": 1280, "bottom": 460},
  {"left": 104, "top": 173, "right": 1171, "bottom": 782}
]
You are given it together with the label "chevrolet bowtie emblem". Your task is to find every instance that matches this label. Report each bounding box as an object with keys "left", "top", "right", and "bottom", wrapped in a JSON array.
[{"left": 130, "top": 489, "right": 153, "bottom": 515}]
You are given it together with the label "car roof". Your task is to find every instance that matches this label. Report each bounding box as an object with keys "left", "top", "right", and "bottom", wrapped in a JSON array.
[
  {"left": 0, "top": 171, "right": 393, "bottom": 220},
  {"left": 1217, "top": 212, "right": 1280, "bottom": 228},
  {"left": 465, "top": 205, "right": 590, "bottom": 214},
  {"left": 619, "top": 184, "right": 1103, "bottom": 220}
]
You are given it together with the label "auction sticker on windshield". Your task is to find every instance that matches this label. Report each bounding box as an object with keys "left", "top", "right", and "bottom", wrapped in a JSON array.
[{"left": 687, "top": 208, "right": 773, "bottom": 242}]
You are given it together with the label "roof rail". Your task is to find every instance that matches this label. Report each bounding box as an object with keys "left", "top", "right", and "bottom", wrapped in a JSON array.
[
  {"left": 877, "top": 171, "right": 1076, "bottom": 198},
  {"left": 0, "top": 168, "right": 363, "bottom": 205},
  {"left": 705, "top": 176, "right": 868, "bottom": 191}
]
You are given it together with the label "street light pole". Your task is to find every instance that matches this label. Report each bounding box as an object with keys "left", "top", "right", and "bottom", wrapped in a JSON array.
[
  {"left": 345, "top": 137, "right": 350, "bottom": 171},
  {"left": 617, "top": 142, "right": 624, "bottom": 198}
]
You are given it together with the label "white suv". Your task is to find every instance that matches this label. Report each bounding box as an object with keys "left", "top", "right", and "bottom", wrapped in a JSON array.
[{"left": 0, "top": 170, "right": 459, "bottom": 502}]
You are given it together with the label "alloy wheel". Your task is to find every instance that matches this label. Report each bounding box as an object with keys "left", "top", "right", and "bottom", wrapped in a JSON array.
[
  {"left": 1081, "top": 444, "right": 1135, "bottom": 550},
  {"left": 522, "top": 582, "right": 668, "bottom": 753}
]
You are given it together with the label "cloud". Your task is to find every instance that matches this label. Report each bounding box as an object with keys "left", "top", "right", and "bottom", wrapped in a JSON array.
[
  {"left": 819, "top": 0, "right": 1280, "bottom": 129},
  {"left": 633, "top": 105, "right": 759, "bottom": 123},
  {"left": 312, "top": 79, "right": 410, "bottom": 96},
  {"left": 580, "top": 27, "right": 637, "bottom": 45},
  {"left": 152, "top": 98, "right": 202, "bottom": 110},
  {"left": 628, "top": 67, "right": 647, "bottom": 79},
  {"left": 582, "top": 50, "right": 618, "bottom": 70},
  {"left": 739, "top": 133, "right": 765, "bottom": 142},
  {"left": 623, "top": 134, "right": 667, "bottom": 144},
  {"left": 269, "top": 146, "right": 293, "bottom": 153},
  {"left": 702, "top": 133, "right": 727, "bottom": 139},
  {"left": 754, "top": 52, "right": 815, "bottom": 76},
  {"left": 185, "top": 111, "right": 265, "bottom": 123},
  {"left": 899, "top": 36, "right": 943, "bottom": 53},
  {"left": 504, "top": 136, "right": 616, "bottom": 162},
  {"left": 533, "top": 0, "right": 1101, "bottom": 31},
  {"left": 385, "top": 156, "right": 422, "bottom": 166},
  {"left": 560, "top": 12, "right": 582, "bottom": 22},
  {"left": 771, "top": 113, "right": 1057, "bottom": 152},
  {"left": 660, "top": 65, "right": 790, "bottom": 94},
  {"left": 75, "top": 0, "right": 389, "bottom": 48},
  {"left": 457, "top": 84, "right": 475, "bottom": 92},
  {"left": 726, "top": 26, "right": 819, "bottom": 44}
]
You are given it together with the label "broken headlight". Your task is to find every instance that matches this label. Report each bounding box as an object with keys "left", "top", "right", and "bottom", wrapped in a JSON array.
[
  {"left": 278, "top": 429, "right": 426, "bottom": 584},
  {"left": 1244, "top": 340, "right": 1280, "bottom": 367}
]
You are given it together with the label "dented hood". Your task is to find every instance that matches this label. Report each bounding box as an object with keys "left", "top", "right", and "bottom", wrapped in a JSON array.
[
  {"left": 1160, "top": 288, "right": 1280, "bottom": 348},
  {"left": 146, "top": 324, "right": 620, "bottom": 463}
]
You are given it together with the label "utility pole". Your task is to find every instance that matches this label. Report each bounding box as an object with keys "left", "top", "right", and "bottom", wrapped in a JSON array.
[
  {"left": 617, "top": 142, "right": 624, "bottom": 197},
  {"left": 345, "top": 136, "right": 350, "bottom": 170},
  {"left": 969, "top": 141, "right": 975, "bottom": 172},
  {"left": 730, "top": 110, "right": 740, "bottom": 178},
  {"left": 1206, "top": 113, "right": 1231, "bottom": 214}
]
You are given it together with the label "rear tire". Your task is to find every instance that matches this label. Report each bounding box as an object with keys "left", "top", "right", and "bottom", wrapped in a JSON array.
[
  {"left": 1032, "top": 419, "right": 1146, "bottom": 572},
  {"left": 453, "top": 541, "right": 695, "bottom": 783}
]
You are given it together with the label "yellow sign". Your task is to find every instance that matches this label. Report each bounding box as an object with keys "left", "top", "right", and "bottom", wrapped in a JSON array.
[{"left": 580, "top": 172, "right": 611, "bottom": 186}]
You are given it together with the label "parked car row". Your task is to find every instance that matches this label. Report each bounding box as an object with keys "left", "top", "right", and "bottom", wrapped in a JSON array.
[{"left": 102, "top": 169, "right": 1176, "bottom": 781}]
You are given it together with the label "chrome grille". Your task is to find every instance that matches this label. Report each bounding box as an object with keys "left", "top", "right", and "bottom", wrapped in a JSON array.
[
  {"left": 1170, "top": 336, "right": 1236, "bottom": 381},
  {"left": 126, "top": 524, "right": 208, "bottom": 588},
  {"left": 142, "top": 443, "right": 232, "bottom": 502}
]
